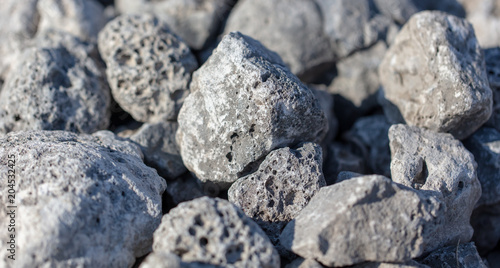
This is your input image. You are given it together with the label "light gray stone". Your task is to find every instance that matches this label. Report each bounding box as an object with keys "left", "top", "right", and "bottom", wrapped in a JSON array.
[
  {"left": 420, "top": 242, "right": 487, "bottom": 268},
  {"left": 336, "top": 171, "right": 364, "bottom": 183},
  {"left": 344, "top": 114, "right": 392, "bottom": 178},
  {"left": 98, "top": 14, "right": 198, "bottom": 123},
  {"left": 176, "top": 32, "right": 328, "bottom": 188},
  {"left": 120, "top": 121, "right": 186, "bottom": 179},
  {"left": 484, "top": 48, "right": 500, "bottom": 131},
  {"left": 459, "top": 0, "right": 500, "bottom": 48},
  {"left": 0, "top": 35, "right": 111, "bottom": 134},
  {"left": 463, "top": 127, "right": 500, "bottom": 207},
  {"left": 279, "top": 175, "right": 445, "bottom": 267},
  {"left": 224, "top": 0, "right": 334, "bottom": 82},
  {"left": 379, "top": 11, "right": 492, "bottom": 140},
  {"left": 140, "top": 252, "right": 218, "bottom": 268},
  {"left": 228, "top": 143, "right": 325, "bottom": 252},
  {"left": 116, "top": 0, "right": 235, "bottom": 50},
  {"left": 0, "top": 130, "right": 167, "bottom": 267},
  {"left": 389, "top": 124, "right": 481, "bottom": 248},
  {"left": 152, "top": 197, "right": 280, "bottom": 267}
]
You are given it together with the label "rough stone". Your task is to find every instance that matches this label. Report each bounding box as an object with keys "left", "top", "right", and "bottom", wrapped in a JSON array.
[
  {"left": 344, "top": 114, "right": 392, "bottom": 178},
  {"left": 336, "top": 171, "right": 365, "bottom": 183},
  {"left": 115, "top": 0, "right": 235, "bottom": 50},
  {"left": 463, "top": 127, "right": 500, "bottom": 207},
  {"left": 389, "top": 124, "right": 481, "bottom": 247},
  {"left": 379, "top": 11, "right": 492, "bottom": 140},
  {"left": 152, "top": 197, "right": 280, "bottom": 267},
  {"left": 280, "top": 175, "right": 445, "bottom": 267},
  {"left": 228, "top": 142, "right": 326, "bottom": 252},
  {"left": 0, "top": 130, "right": 167, "bottom": 267},
  {"left": 119, "top": 121, "right": 186, "bottom": 179},
  {"left": 309, "top": 85, "right": 338, "bottom": 144},
  {"left": 139, "top": 252, "right": 217, "bottom": 268},
  {"left": 98, "top": 14, "right": 198, "bottom": 123},
  {"left": 224, "top": 0, "right": 335, "bottom": 82},
  {"left": 420, "top": 242, "right": 487, "bottom": 268},
  {"left": 176, "top": 32, "right": 328, "bottom": 187},
  {"left": 459, "top": 0, "right": 500, "bottom": 48},
  {"left": 323, "top": 142, "right": 367, "bottom": 185},
  {"left": 484, "top": 48, "right": 500, "bottom": 131},
  {"left": 471, "top": 204, "right": 500, "bottom": 253},
  {"left": 0, "top": 35, "right": 111, "bottom": 134}
]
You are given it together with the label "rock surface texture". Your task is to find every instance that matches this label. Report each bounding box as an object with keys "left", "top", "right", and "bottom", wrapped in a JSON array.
[
  {"left": 228, "top": 142, "right": 326, "bottom": 251},
  {"left": 98, "top": 14, "right": 198, "bottom": 123},
  {"left": 151, "top": 197, "right": 280, "bottom": 267},
  {"left": 280, "top": 175, "right": 445, "bottom": 267},
  {"left": 420, "top": 242, "right": 487, "bottom": 268},
  {"left": 389, "top": 124, "right": 481, "bottom": 248},
  {"left": 176, "top": 32, "right": 327, "bottom": 187},
  {"left": 379, "top": 11, "right": 492, "bottom": 139},
  {"left": 0, "top": 131, "right": 167, "bottom": 267},
  {"left": 484, "top": 47, "right": 500, "bottom": 131}
]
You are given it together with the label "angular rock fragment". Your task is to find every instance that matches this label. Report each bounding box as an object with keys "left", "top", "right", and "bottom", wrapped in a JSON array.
[
  {"left": 228, "top": 143, "right": 326, "bottom": 251},
  {"left": 176, "top": 32, "right": 328, "bottom": 187},
  {"left": 379, "top": 11, "right": 492, "bottom": 139},
  {"left": 116, "top": 0, "right": 235, "bottom": 50},
  {"left": 119, "top": 121, "right": 186, "bottom": 179},
  {"left": 420, "top": 242, "right": 487, "bottom": 268},
  {"left": 280, "top": 175, "right": 444, "bottom": 267},
  {"left": 389, "top": 124, "right": 481, "bottom": 247},
  {"left": 0, "top": 131, "right": 167, "bottom": 267},
  {"left": 98, "top": 14, "right": 198, "bottom": 123},
  {"left": 152, "top": 197, "right": 280, "bottom": 267},
  {"left": 344, "top": 115, "right": 392, "bottom": 177},
  {"left": 0, "top": 36, "right": 111, "bottom": 134},
  {"left": 224, "top": 0, "right": 335, "bottom": 82}
]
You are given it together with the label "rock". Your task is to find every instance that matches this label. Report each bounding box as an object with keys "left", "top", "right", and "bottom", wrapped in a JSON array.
[
  {"left": 344, "top": 114, "right": 392, "bottom": 177},
  {"left": 471, "top": 204, "right": 500, "bottom": 253},
  {"left": 459, "top": 0, "right": 500, "bottom": 48},
  {"left": 98, "top": 14, "right": 198, "bottom": 123},
  {"left": 165, "top": 173, "right": 213, "bottom": 206},
  {"left": 224, "top": 0, "right": 335, "bottom": 82},
  {"left": 279, "top": 175, "right": 445, "bottom": 267},
  {"left": 37, "top": 0, "right": 106, "bottom": 41},
  {"left": 120, "top": 121, "right": 186, "bottom": 179},
  {"left": 152, "top": 197, "right": 280, "bottom": 267},
  {"left": 379, "top": 11, "right": 492, "bottom": 140},
  {"left": 352, "top": 260, "right": 429, "bottom": 268},
  {"left": 327, "top": 41, "right": 387, "bottom": 113},
  {"left": 0, "top": 130, "right": 167, "bottom": 267},
  {"left": 389, "top": 124, "right": 481, "bottom": 247},
  {"left": 228, "top": 142, "right": 326, "bottom": 253},
  {"left": 115, "top": 0, "right": 235, "bottom": 50},
  {"left": 285, "top": 258, "right": 325, "bottom": 268},
  {"left": 140, "top": 252, "right": 217, "bottom": 268},
  {"left": 0, "top": 35, "right": 111, "bottom": 134},
  {"left": 484, "top": 48, "right": 500, "bottom": 131},
  {"left": 176, "top": 32, "right": 328, "bottom": 187},
  {"left": 420, "top": 242, "right": 487, "bottom": 268},
  {"left": 323, "top": 142, "right": 367, "bottom": 185},
  {"left": 336, "top": 171, "right": 365, "bottom": 183},
  {"left": 463, "top": 127, "right": 500, "bottom": 207},
  {"left": 309, "top": 85, "right": 338, "bottom": 144}
]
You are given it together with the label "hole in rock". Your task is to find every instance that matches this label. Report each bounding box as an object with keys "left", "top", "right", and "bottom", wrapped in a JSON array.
[
  {"left": 199, "top": 237, "right": 208, "bottom": 248},
  {"left": 413, "top": 160, "right": 428, "bottom": 190},
  {"left": 226, "top": 152, "right": 233, "bottom": 162}
]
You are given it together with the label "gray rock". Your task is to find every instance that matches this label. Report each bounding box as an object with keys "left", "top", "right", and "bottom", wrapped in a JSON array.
[
  {"left": 115, "top": 0, "right": 235, "bottom": 50},
  {"left": 484, "top": 48, "right": 500, "bottom": 131},
  {"left": 353, "top": 260, "right": 429, "bottom": 268},
  {"left": 0, "top": 130, "right": 167, "bottom": 267},
  {"left": 309, "top": 85, "right": 338, "bottom": 144},
  {"left": 389, "top": 124, "right": 481, "bottom": 248},
  {"left": 176, "top": 32, "right": 328, "bottom": 188},
  {"left": 379, "top": 11, "right": 492, "bottom": 140},
  {"left": 120, "top": 121, "right": 186, "bottom": 179},
  {"left": 420, "top": 242, "right": 487, "bottom": 268},
  {"left": 152, "top": 197, "right": 280, "bottom": 267},
  {"left": 323, "top": 142, "right": 367, "bottom": 185},
  {"left": 285, "top": 258, "right": 325, "bottom": 268},
  {"left": 98, "top": 14, "right": 198, "bottom": 123},
  {"left": 37, "top": 0, "right": 106, "bottom": 41},
  {"left": 140, "top": 252, "right": 218, "bottom": 268},
  {"left": 224, "top": 0, "right": 334, "bottom": 82},
  {"left": 228, "top": 143, "right": 326, "bottom": 252},
  {"left": 0, "top": 36, "right": 111, "bottom": 134},
  {"left": 279, "top": 175, "right": 445, "bottom": 267},
  {"left": 336, "top": 171, "right": 365, "bottom": 183},
  {"left": 459, "top": 0, "right": 500, "bottom": 48},
  {"left": 165, "top": 173, "right": 212, "bottom": 206},
  {"left": 471, "top": 204, "right": 500, "bottom": 253},
  {"left": 344, "top": 114, "right": 392, "bottom": 178},
  {"left": 463, "top": 127, "right": 500, "bottom": 207}
]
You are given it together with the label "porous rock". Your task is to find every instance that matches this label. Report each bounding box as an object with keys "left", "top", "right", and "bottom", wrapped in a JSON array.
[
  {"left": 484, "top": 48, "right": 500, "bottom": 131},
  {"left": 463, "top": 127, "right": 500, "bottom": 207},
  {"left": 344, "top": 114, "right": 392, "bottom": 177},
  {"left": 224, "top": 0, "right": 335, "bottom": 82},
  {"left": 389, "top": 124, "right": 481, "bottom": 247},
  {"left": 0, "top": 130, "right": 167, "bottom": 267},
  {"left": 379, "top": 11, "right": 492, "bottom": 139},
  {"left": 119, "top": 121, "right": 186, "bottom": 179},
  {"left": 98, "top": 14, "right": 198, "bottom": 123},
  {"left": 0, "top": 36, "right": 111, "bottom": 134},
  {"left": 228, "top": 142, "right": 326, "bottom": 250},
  {"left": 152, "top": 197, "right": 280, "bottom": 267},
  {"left": 279, "top": 175, "right": 445, "bottom": 267},
  {"left": 420, "top": 242, "right": 487, "bottom": 268},
  {"left": 116, "top": 0, "right": 235, "bottom": 50},
  {"left": 176, "top": 32, "right": 328, "bottom": 187}
]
